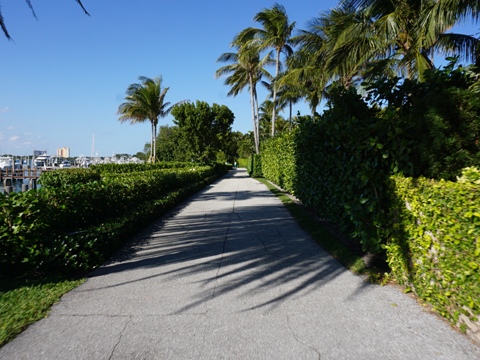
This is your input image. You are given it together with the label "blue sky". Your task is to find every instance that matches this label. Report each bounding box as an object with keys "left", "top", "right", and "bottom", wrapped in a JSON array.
[{"left": 0, "top": 1, "right": 478, "bottom": 157}]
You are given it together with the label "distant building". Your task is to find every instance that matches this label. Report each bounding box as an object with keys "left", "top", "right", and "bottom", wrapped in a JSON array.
[{"left": 57, "top": 147, "right": 70, "bottom": 158}]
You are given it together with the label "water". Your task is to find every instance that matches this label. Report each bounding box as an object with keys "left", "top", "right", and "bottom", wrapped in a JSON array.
[
  {"left": 1, "top": 164, "right": 40, "bottom": 194},
  {"left": 0, "top": 178, "right": 36, "bottom": 194}
]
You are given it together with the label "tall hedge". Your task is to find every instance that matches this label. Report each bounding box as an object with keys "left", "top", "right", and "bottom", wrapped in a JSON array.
[
  {"left": 257, "top": 62, "right": 480, "bottom": 338},
  {"left": 260, "top": 62, "right": 480, "bottom": 253},
  {"left": 266, "top": 88, "right": 406, "bottom": 254},
  {"left": 261, "top": 131, "right": 297, "bottom": 194},
  {"left": 247, "top": 154, "right": 263, "bottom": 178},
  {"left": 386, "top": 176, "right": 480, "bottom": 336}
]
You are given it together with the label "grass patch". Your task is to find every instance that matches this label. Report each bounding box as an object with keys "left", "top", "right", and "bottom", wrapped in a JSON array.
[
  {"left": 0, "top": 276, "right": 85, "bottom": 347},
  {"left": 256, "top": 177, "right": 388, "bottom": 283}
]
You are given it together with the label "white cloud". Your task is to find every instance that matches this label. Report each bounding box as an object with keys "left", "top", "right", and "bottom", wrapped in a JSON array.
[{"left": 9, "top": 136, "right": 20, "bottom": 142}]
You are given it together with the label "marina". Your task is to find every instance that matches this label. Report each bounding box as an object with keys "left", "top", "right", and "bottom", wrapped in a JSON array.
[
  {"left": 0, "top": 167, "right": 45, "bottom": 193},
  {"left": 0, "top": 154, "right": 144, "bottom": 194},
  {"left": 0, "top": 155, "right": 51, "bottom": 193}
]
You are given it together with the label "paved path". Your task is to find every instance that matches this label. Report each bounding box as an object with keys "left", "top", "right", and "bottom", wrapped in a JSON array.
[{"left": 1, "top": 169, "right": 479, "bottom": 359}]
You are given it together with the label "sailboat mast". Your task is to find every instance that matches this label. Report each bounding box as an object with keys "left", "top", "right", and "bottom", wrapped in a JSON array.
[{"left": 91, "top": 133, "right": 95, "bottom": 158}]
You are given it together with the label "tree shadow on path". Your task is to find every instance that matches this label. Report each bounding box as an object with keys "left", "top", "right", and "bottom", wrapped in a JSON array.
[{"left": 87, "top": 170, "right": 372, "bottom": 313}]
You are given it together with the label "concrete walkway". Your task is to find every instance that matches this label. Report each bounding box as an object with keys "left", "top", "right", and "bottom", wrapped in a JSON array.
[{"left": 1, "top": 169, "right": 479, "bottom": 359}]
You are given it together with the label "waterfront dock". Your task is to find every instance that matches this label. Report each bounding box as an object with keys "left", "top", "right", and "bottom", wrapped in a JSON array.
[
  {"left": 0, "top": 167, "right": 45, "bottom": 181},
  {"left": 0, "top": 167, "right": 47, "bottom": 193}
]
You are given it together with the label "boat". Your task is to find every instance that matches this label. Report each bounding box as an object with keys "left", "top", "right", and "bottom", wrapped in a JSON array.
[
  {"left": 34, "top": 154, "right": 51, "bottom": 167},
  {"left": 0, "top": 156, "right": 13, "bottom": 170},
  {"left": 14, "top": 159, "right": 23, "bottom": 170},
  {"left": 75, "top": 156, "right": 92, "bottom": 168},
  {"left": 59, "top": 160, "right": 71, "bottom": 168}
]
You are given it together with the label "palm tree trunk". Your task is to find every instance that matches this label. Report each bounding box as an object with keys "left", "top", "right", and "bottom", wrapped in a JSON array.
[
  {"left": 150, "top": 122, "right": 155, "bottom": 163},
  {"left": 153, "top": 122, "right": 157, "bottom": 163},
  {"left": 271, "top": 50, "right": 281, "bottom": 137},
  {"left": 254, "top": 87, "right": 260, "bottom": 153},
  {"left": 249, "top": 78, "right": 260, "bottom": 154}
]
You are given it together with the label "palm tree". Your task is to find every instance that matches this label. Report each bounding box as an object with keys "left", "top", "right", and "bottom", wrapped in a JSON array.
[
  {"left": 275, "top": 4, "right": 369, "bottom": 115},
  {"left": 238, "top": 3, "right": 295, "bottom": 137},
  {"left": 258, "top": 100, "right": 288, "bottom": 139},
  {"left": 280, "top": 25, "right": 331, "bottom": 114},
  {"left": 216, "top": 37, "right": 273, "bottom": 154},
  {"left": 1, "top": 0, "right": 89, "bottom": 40},
  {"left": 117, "top": 76, "right": 186, "bottom": 163},
  {"left": 418, "top": 0, "right": 480, "bottom": 66},
  {"left": 331, "top": 0, "right": 480, "bottom": 81},
  {"left": 317, "top": 3, "right": 379, "bottom": 84},
  {"left": 275, "top": 82, "right": 303, "bottom": 127}
]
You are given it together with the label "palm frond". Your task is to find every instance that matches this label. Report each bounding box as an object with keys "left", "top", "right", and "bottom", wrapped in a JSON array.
[
  {"left": 25, "top": 0, "right": 38, "bottom": 19},
  {"left": 435, "top": 32, "right": 480, "bottom": 64},
  {"left": 75, "top": 0, "right": 90, "bottom": 16},
  {"left": 1, "top": 0, "right": 89, "bottom": 40},
  {"left": 0, "top": 7, "right": 12, "bottom": 40}
]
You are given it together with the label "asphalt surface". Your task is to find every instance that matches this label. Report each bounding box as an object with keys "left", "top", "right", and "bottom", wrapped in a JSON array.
[{"left": 1, "top": 169, "right": 479, "bottom": 359}]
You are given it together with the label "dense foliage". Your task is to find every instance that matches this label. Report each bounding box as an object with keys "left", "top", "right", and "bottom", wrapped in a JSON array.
[
  {"left": 152, "top": 125, "right": 252, "bottom": 164},
  {"left": 0, "top": 163, "right": 228, "bottom": 276},
  {"left": 171, "top": 101, "right": 235, "bottom": 163},
  {"left": 364, "top": 59, "right": 480, "bottom": 180},
  {"left": 247, "top": 154, "right": 263, "bottom": 178},
  {"left": 214, "top": 1, "right": 480, "bottom": 154},
  {"left": 260, "top": 62, "right": 480, "bottom": 253},
  {"left": 386, "top": 176, "right": 480, "bottom": 335},
  {"left": 237, "top": 158, "right": 250, "bottom": 169},
  {"left": 258, "top": 61, "right": 480, "bottom": 336},
  {"left": 91, "top": 162, "right": 196, "bottom": 174},
  {"left": 261, "top": 131, "right": 297, "bottom": 193},
  {"left": 38, "top": 168, "right": 101, "bottom": 187},
  {"left": 154, "top": 125, "right": 187, "bottom": 162}
]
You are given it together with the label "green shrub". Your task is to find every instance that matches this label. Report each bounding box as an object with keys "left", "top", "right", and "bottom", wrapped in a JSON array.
[
  {"left": 457, "top": 166, "right": 480, "bottom": 185},
  {"left": 0, "top": 164, "right": 227, "bottom": 276},
  {"left": 38, "top": 168, "right": 100, "bottom": 187},
  {"left": 91, "top": 162, "right": 195, "bottom": 174},
  {"left": 364, "top": 60, "right": 480, "bottom": 181},
  {"left": 261, "top": 89, "right": 401, "bottom": 254},
  {"left": 247, "top": 154, "right": 263, "bottom": 178},
  {"left": 385, "top": 176, "right": 480, "bottom": 333},
  {"left": 261, "top": 131, "right": 297, "bottom": 193},
  {"left": 257, "top": 61, "right": 480, "bottom": 334},
  {"left": 237, "top": 158, "right": 249, "bottom": 169},
  {"left": 260, "top": 63, "right": 480, "bottom": 252}
]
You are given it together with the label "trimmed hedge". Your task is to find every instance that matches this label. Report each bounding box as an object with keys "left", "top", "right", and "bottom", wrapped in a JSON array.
[
  {"left": 39, "top": 168, "right": 101, "bottom": 187},
  {"left": 261, "top": 131, "right": 297, "bottom": 194},
  {"left": 90, "top": 162, "right": 196, "bottom": 174},
  {"left": 260, "top": 129, "right": 480, "bottom": 334},
  {"left": 256, "top": 62, "right": 480, "bottom": 337},
  {"left": 259, "top": 125, "right": 480, "bottom": 336},
  {"left": 247, "top": 154, "right": 263, "bottom": 178},
  {"left": 0, "top": 164, "right": 228, "bottom": 276},
  {"left": 260, "top": 113, "right": 396, "bottom": 254},
  {"left": 386, "top": 176, "right": 480, "bottom": 335}
]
